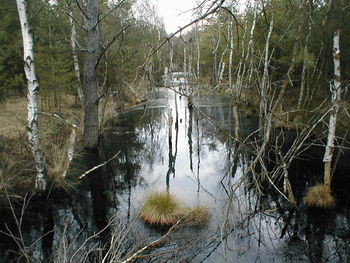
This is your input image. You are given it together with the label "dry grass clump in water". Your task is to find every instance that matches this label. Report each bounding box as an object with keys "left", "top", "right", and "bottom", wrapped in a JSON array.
[
  {"left": 184, "top": 206, "right": 210, "bottom": 226},
  {"left": 304, "top": 184, "right": 335, "bottom": 209},
  {"left": 140, "top": 192, "right": 184, "bottom": 226}
]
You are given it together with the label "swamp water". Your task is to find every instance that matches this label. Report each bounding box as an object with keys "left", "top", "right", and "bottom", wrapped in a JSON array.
[{"left": 1, "top": 88, "right": 350, "bottom": 262}]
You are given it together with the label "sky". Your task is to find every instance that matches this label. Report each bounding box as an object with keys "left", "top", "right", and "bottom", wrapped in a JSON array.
[
  {"left": 151, "top": 0, "right": 198, "bottom": 34},
  {"left": 151, "top": 0, "right": 247, "bottom": 34}
]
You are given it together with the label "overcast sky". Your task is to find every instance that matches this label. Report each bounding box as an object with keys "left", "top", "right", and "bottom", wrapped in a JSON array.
[
  {"left": 151, "top": 0, "right": 197, "bottom": 34},
  {"left": 151, "top": 0, "right": 247, "bottom": 34}
]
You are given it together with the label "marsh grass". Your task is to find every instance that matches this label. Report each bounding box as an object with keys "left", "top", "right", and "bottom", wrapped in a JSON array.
[
  {"left": 0, "top": 134, "right": 36, "bottom": 204},
  {"left": 184, "top": 206, "right": 210, "bottom": 226},
  {"left": 304, "top": 184, "right": 335, "bottom": 209},
  {"left": 46, "top": 128, "right": 80, "bottom": 191},
  {"left": 0, "top": 108, "right": 81, "bottom": 201},
  {"left": 140, "top": 192, "right": 184, "bottom": 226},
  {"left": 140, "top": 192, "right": 211, "bottom": 227}
]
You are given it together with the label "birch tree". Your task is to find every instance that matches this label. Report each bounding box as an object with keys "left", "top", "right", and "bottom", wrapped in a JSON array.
[
  {"left": 323, "top": 29, "right": 341, "bottom": 188},
  {"left": 16, "top": 0, "right": 47, "bottom": 190},
  {"left": 67, "top": 0, "right": 84, "bottom": 104},
  {"left": 304, "top": 30, "right": 340, "bottom": 208}
]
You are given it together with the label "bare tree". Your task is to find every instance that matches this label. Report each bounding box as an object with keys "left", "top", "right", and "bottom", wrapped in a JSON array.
[{"left": 82, "top": 0, "right": 100, "bottom": 150}]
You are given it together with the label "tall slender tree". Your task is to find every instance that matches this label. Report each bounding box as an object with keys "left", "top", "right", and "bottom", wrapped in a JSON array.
[
  {"left": 16, "top": 0, "right": 47, "bottom": 190},
  {"left": 83, "top": 0, "right": 100, "bottom": 150},
  {"left": 68, "top": 0, "right": 84, "bottom": 104}
]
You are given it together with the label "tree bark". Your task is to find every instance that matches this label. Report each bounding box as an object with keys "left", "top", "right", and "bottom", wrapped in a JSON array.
[
  {"left": 16, "top": 0, "right": 48, "bottom": 190},
  {"left": 196, "top": 31, "right": 200, "bottom": 81},
  {"left": 323, "top": 29, "right": 341, "bottom": 188},
  {"left": 68, "top": 0, "right": 84, "bottom": 104},
  {"left": 228, "top": 17, "right": 233, "bottom": 90},
  {"left": 83, "top": 0, "right": 100, "bottom": 150},
  {"left": 259, "top": 19, "right": 273, "bottom": 133}
]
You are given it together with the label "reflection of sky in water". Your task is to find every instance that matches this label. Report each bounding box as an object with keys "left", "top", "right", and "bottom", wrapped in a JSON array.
[
  {"left": 119, "top": 90, "right": 231, "bottom": 217},
  {"left": 103, "top": 88, "right": 349, "bottom": 263},
  {"left": 107, "top": 88, "right": 288, "bottom": 262}
]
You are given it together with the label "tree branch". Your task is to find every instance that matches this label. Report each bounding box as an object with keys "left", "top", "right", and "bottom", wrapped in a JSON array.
[
  {"left": 75, "top": 0, "right": 89, "bottom": 20},
  {"left": 95, "top": 24, "right": 131, "bottom": 69},
  {"left": 79, "top": 151, "right": 121, "bottom": 179},
  {"left": 95, "top": 0, "right": 127, "bottom": 27}
]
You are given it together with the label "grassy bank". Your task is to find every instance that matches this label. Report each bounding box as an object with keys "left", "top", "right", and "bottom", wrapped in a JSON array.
[{"left": 0, "top": 95, "right": 83, "bottom": 203}]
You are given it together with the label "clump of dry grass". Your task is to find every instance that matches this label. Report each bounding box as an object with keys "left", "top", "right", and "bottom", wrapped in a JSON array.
[
  {"left": 140, "top": 192, "right": 184, "bottom": 226},
  {"left": 184, "top": 205, "right": 210, "bottom": 226},
  {"left": 140, "top": 192, "right": 211, "bottom": 227},
  {"left": 47, "top": 143, "right": 74, "bottom": 191},
  {"left": 304, "top": 184, "right": 335, "bottom": 209}
]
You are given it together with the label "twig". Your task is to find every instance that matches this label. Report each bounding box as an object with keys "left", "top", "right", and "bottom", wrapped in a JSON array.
[
  {"left": 39, "top": 111, "right": 78, "bottom": 129},
  {"left": 120, "top": 218, "right": 182, "bottom": 263},
  {"left": 75, "top": 0, "right": 89, "bottom": 20},
  {"left": 79, "top": 151, "right": 120, "bottom": 179}
]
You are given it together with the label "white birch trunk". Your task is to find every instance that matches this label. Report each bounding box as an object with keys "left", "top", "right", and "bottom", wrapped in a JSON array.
[
  {"left": 183, "top": 47, "right": 187, "bottom": 74},
  {"left": 259, "top": 19, "right": 273, "bottom": 132},
  {"left": 68, "top": 1, "right": 84, "bottom": 103},
  {"left": 228, "top": 20, "right": 233, "bottom": 90},
  {"left": 297, "top": 5, "right": 311, "bottom": 110},
  {"left": 218, "top": 62, "right": 225, "bottom": 84},
  {"left": 235, "top": 16, "right": 248, "bottom": 98},
  {"left": 247, "top": 0, "right": 257, "bottom": 84},
  {"left": 169, "top": 48, "right": 174, "bottom": 72},
  {"left": 16, "top": 0, "right": 47, "bottom": 190},
  {"left": 323, "top": 29, "right": 341, "bottom": 187},
  {"left": 196, "top": 25, "right": 200, "bottom": 81},
  {"left": 188, "top": 48, "right": 192, "bottom": 80},
  {"left": 62, "top": 128, "right": 76, "bottom": 178}
]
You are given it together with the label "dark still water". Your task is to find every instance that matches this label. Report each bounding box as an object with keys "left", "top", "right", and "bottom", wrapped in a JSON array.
[{"left": 1, "top": 88, "right": 350, "bottom": 262}]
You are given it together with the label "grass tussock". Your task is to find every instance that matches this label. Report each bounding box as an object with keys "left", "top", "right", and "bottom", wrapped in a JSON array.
[
  {"left": 184, "top": 206, "right": 210, "bottom": 226},
  {"left": 140, "top": 192, "right": 184, "bottom": 226},
  {"left": 304, "top": 184, "right": 335, "bottom": 209},
  {"left": 140, "top": 192, "right": 211, "bottom": 227},
  {"left": 46, "top": 126, "right": 79, "bottom": 191}
]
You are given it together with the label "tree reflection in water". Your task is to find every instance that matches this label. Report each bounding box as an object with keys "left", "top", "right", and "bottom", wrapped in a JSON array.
[{"left": 1, "top": 88, "right": 350, "bottom": 262}]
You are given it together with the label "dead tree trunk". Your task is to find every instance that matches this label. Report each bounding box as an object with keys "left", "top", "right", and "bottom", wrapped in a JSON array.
[
  {"left": 83, "top": 0, "right": 100, "bottom": 150},
  {"left": 16, "top": 0, "right": 48, "bottom": 190}
]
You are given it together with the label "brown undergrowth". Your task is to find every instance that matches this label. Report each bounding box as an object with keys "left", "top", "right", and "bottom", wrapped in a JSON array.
[
  {"left": 0, "top": 133, "right": 36, "bottom": 205},
  {"left": 0, "top": 95, "right": 83, "bottom": 203}
]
